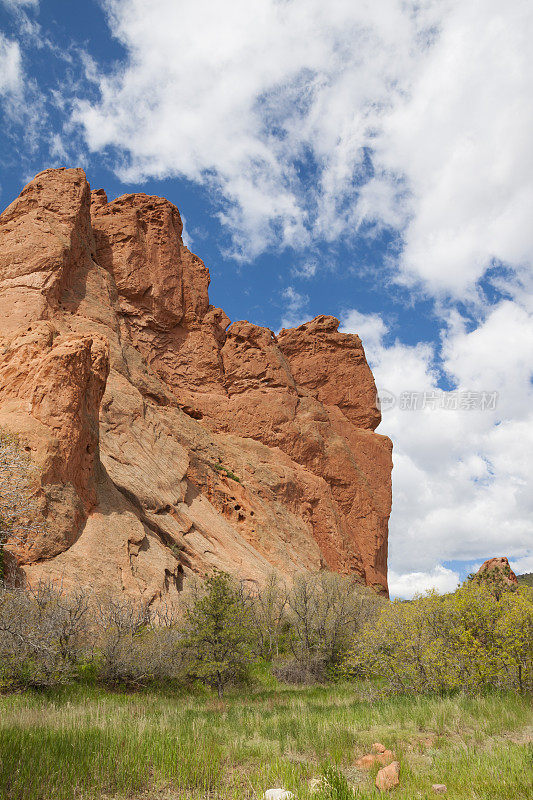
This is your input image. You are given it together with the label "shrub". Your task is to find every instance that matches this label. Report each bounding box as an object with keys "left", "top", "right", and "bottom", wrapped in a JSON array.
[
  {"left": 248, "top": 571, "right": 290, "bottom": 660},
  {"left": 95, "top": 596, "right": 184, "bottom": 687},
  {"left": 0, "top": 582, "right": 91, "bottom": 689},
  {"left": 212, "top": 463, "right": 241, "bottom": 482},
  {"left": 283, "top": 572, "right": 382, "bottom": 679},
  {"left": 344, "top": 580, "right": 533, "bottom": 694},
  {"left": 182, "top": 570, "right": 256, "bottom": 696}
]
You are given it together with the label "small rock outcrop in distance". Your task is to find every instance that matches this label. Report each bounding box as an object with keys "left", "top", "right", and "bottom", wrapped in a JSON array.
[
  {"left": 0, "top": 168, "right": 392, "bottom": 605},
  {"left": 475, "top": 557, "right": 518, "bottom": 587}
]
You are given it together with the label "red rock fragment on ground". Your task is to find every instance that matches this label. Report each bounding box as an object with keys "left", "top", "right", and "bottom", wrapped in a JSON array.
[
  {"left": 355, "top": 754, "right": 377, "bottom": 769},
  {"left": 376, "top": 749, "right": 395, "bottom": 765},
  {"left": 375, "top": 761, "right": 400, "bottom": 791}
]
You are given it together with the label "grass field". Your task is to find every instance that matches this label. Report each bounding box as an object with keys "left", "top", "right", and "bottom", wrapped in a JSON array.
[{"left": 0, "top": 682, "right": 531, "bottom": 800}]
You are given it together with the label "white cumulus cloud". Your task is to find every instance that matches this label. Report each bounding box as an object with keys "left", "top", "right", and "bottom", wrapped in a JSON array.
[
  {"left": 388, "top": 566, "right": 460, "bottom": 600},
  {"left": 72, "top": 0, "right": 533, "bottom": 298},
  {"left": 375, "top": 0, "right": 533, "bottom": 296},
  {"left": 72, "top": 0, "right": 429, "bottom": 258}
]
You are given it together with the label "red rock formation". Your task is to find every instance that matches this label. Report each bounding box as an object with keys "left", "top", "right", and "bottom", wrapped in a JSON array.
[
  {"left": 476, "top": 557, "right": 518, "bottom": 587},
  {"left": 0, "top": 168, "right": 392, "bottom": 603}
]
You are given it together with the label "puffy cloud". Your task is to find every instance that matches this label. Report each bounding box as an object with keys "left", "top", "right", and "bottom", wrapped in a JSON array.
[
  {"left": 341, "top": 299, "right": 533, "bottom": 582},
  {"left": 375, "top": 0, "right": 533, "bottom": 296},
  {"left": 340, "top": 309, "right": 388, "bottom": 354},
  {"left": 73, "top": 0, "right": 533, "bottom": 297},
  {"left": 72, "top": 0, "right": 428, "bottom": 258},
  {"left": 388, "top": 566, "right": 459, "bottom": 600}
]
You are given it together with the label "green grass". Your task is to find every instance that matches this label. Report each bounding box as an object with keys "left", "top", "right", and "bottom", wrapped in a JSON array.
[{"left": 0, "top": 683, "right": 531, "bottom": 800}]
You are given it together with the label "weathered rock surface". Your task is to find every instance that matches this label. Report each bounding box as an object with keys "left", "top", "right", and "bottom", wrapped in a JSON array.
[{"left": 0, "top": 168, "right": 392, "bottom": 604}]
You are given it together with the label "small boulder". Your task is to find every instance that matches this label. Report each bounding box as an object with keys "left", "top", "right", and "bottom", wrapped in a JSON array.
[
  {"left": 375, "top": 761, "right": 400, "bottom": 792},
  {"left": 372, "top": 743, "right": 387, "bottom": 754},
  {"left": 308, "top": 778, "right": 324, "bottom": 794},
  {"left": 376, "top": 749, "right": 395, "bottom": 766},
  {"left": 263, "top": 791, "right": 294, "bottom": 800},
  {"left": 355, "top": 754, "right": 377, "bottom": 769},
  {"left": 432, "top": 785, "right": 447, "bottom": 794}
]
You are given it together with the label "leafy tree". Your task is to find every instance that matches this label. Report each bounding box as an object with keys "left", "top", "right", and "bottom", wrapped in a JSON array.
[
  {"left": 343, "top": 579, "right": 533, "bottom": 694},
  {"left": 182, "top": 570, "right": 255, "bottom": 696},
  {"left": 0, "top": 429, "right": 41, "bottom": 584}
]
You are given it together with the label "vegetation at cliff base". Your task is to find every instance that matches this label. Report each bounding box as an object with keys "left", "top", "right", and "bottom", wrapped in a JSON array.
[
  {"left": 2, "top": 567, "right": 531, "bottom": 697},
  {"left": 344, "top": 580, "right": 533, "bottom": 693},
  {"left": 182, "top": 570, "right": 255, "bottom": 697}
]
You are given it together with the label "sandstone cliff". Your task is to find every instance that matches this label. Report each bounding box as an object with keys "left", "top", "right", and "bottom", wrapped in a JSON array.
[{"left": 0, "top": 168, "right": 392, "bottom": 603}]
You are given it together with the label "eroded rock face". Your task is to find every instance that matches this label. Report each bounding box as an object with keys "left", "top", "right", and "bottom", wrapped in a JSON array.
[{"left": 0, "top": 168, "right": 392, "bottom": 603}]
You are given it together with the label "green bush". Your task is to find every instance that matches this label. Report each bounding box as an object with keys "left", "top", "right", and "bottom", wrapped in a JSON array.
[
  {"left": 343, "top": 580, "right": 533, "bottom": 694},
  {"left": 212, "top": 462, "right": 241, "bottom": 482},
  {"left": 182, "top": 570, "right": 256, "bottom": 696}
]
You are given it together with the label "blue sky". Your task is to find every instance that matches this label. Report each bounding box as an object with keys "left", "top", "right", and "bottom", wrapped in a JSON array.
[{"left": 1, "top": 0, "right": 532, "bottom": 596}]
